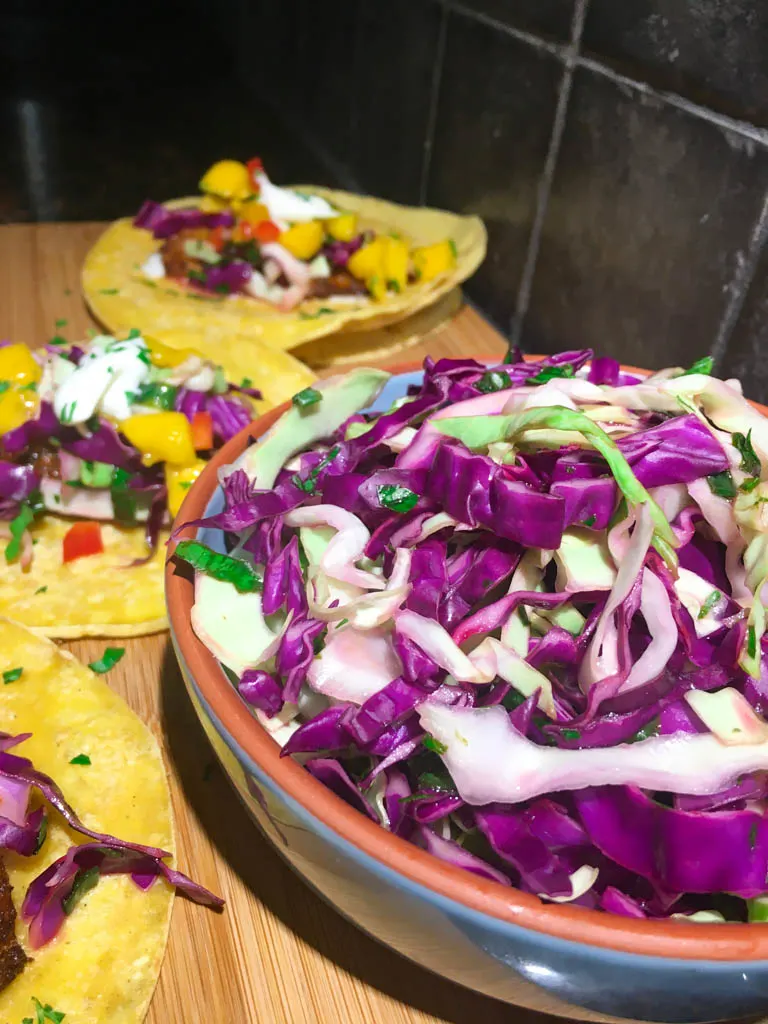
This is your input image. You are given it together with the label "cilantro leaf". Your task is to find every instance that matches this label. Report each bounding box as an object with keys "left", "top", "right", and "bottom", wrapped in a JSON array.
[
  {"left": 475, "top": 370, "right": 512, "bottom": 394},
  {"left": 732, "top": 429, "right": 761, "bottom": 478},
  {"left": 707, "top": 471, "right": 737, "bottom": 499},
  {"left": 61, "top": 866, "right": 99, "bottom": 917},
  {"left": 69, "top": 753, "right": 91, "bottom": 765},
  {"left": 173, "top": 540, "right": 263, "bottom": 593},
  {"left": 88, "top": 647, "right": 126, "bottom": 673},
  {"left": 526, "top": 364, "right": 575, "bottom": 385},
  {"left": 423, "top": 735, "right": 448, "bottom": 755},
  {"left": 5, "top": 502, "right": 36, "bottom": 563},
  {"left": 377, "top": 484, "right": 419, "bottom": 514},
  {"left": 683, "top": 356, "right": 714, "bottom": 376},
  {"left": 3, "top": 667, "right": 23, "bottom": 683}
]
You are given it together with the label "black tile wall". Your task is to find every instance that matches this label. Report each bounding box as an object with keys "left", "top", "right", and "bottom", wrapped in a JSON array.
[
  {"left": 456, "top": 0, "right": 576, "bottom": 42},
  {"left": 353, "top": 0, "right": 444, "bottom": 205},
  {"left": 524, "top": 67, "right": 768, "bottom": 369},
  {"left": 583, "top": 1, "right": 768, "bottom": 127},
  {"left": 720, "top": 244, "right": 768, "bottom": 404},
  {"left": 8, "top": 0, "right": 768, "bottom": 391},
  {"left": 426, "top": 9, "right": 562, "bottom": 329}
]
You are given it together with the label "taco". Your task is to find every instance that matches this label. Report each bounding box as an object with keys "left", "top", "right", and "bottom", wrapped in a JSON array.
[
  {"left": 82, "top": 158, "right": 486, "bottom": 361},
  {"left": 0, "top": 332, "right": 311, "bottom": 638},
  {"left": 0, "top": 617, "right": 221, "bottom": 1022}
]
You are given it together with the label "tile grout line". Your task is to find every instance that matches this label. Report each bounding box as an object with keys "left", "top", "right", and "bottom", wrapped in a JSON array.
[
  {"left": 510, "top": 0, "right": 590, "bottom": 346},
  {"left": 710, "top": 185, "right": 768, "bottom": 371},
  {"left": 445, "top": 0, "right": 568, "bottom": 59},
  {"left": 576, "top": 54, "right": 768, "bottom": 148},
  {"left": 419, "top": 0, "right": 449, "bottom": 206}
]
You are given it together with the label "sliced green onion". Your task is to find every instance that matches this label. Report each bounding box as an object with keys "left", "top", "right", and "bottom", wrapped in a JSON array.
[{"left": 292, "top": 386, "right": 323, "bottom": 410}]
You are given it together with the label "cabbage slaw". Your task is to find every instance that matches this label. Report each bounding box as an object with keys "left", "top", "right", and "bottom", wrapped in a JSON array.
[{"left": 181, "top": 349, "right": 768, "bottom": 922}]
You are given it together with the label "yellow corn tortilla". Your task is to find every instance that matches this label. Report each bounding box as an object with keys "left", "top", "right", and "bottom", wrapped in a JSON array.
[
  {"left": 82, "top": 189, "right": 486, "bottom": 360},
  {"left": 0, "top": 618, "right": 175, "bottom": 1023},
  {"left": 293, "top": 287, "right": 463, "bottom": 369},
  {"left": 0, "top": 518, "right": 169, "bottom": 639}
]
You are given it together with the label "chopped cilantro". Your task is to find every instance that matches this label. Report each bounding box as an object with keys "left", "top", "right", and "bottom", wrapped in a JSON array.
[
  {"left": 49, "top": 334, "right": 68, "bottom": 346},
  {"left": 682, "top": 356, "right": 714, "bottom": 376},
  {"left": 448, "top": 238, "right": 458, "bottom": 258},
  {"left": 741, "top": 477, "right": 761, "bottom": 493},
  {"left": 418, "top": 770, "right": 456, "bottom": 794},
  {"left": 61, "top": 865, "right": 99, "bottom": 915},
  {"left": 59, "top": 401, "right": 76, "bottom": 424},
  {"left": 174, "top": 540, "right": 264, "bottom": 593},
  {"left": 732, "top": 429, "right": 761, "bottom": 478},
  {"left": 179, "top": 481, "right": 193, "bottom": 490},
  {"left": 134, "top": 381, "right": 178, "bottom": 410},
  {"left": 240, "top": 377, "right": 253, "bottom": 388},
  {"left": 298, "top": 307, "right": 336, "bottom": 320},
  {"left": 98, "top": 288, "right": 119, "bottom": 295},
  {"left": 698, "top": 590, "right": 721, "bottom": 619},
  {"left": 337, "top": 617, "right": 349, "bottom": 628},
  {"left": 423, "top": 735, "right": 448, "bottom": 755},
  {"left": 26, "top": 997, "right": 66, "bottom": 1023},
  {"left": 292, "top": 386, "right": 322, "bottom": 410},
  {"left": 3, "top": 667, "right": 23, "bottom": 684},
  {"left": 378, "top": 484, "right": 419, "bottom": 514},
  {"left": 582, "top": 514, "right": 597, "bottom": 527},
  {"left": 19, "top": 381, "right": 38, "bottom": 392},
  {"left": 5, "top": 501, "right": 37, "bottom": 563},
  {"left": 69, "top": 753, "right": 91, "bottom": 765},
  {"left": 88, "top": 647, "right": 126, "bottom": 673},
  {"left": 34, "top": 585, "right": 48, "bottom": 594},
  {"left": 561, "top": 728, "right": 581, "bottom": 740},
  {"left": 55, "top": 317, "right": 67, "bottom": 328},
  {"left": 629, "top": 716, "right": 661, "bottom": 743},
  {"left": 475, "top": 370, "right": 512, "bottom": 394},
  {"left": 387, "top": 279, "right": 402, "bottom": 293},
  {"left": 707, "top": 471, "right": 737, "bottom": 499},
  {"left": 527, "top": 364, "right": 575, "bottom": 385},
  {"left": 0, "top": 380, "right": 10, "bottom": 395},
  {"left": 291, "top": 445, "right": 339, "bottom": 495}
]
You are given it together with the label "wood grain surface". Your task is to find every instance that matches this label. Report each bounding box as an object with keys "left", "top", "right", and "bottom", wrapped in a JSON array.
[{"left": 0, "top": 223, "right": 585, "bottom": 1024}]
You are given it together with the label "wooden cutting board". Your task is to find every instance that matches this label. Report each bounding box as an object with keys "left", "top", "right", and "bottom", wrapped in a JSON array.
[{"left": 0, "top": 222, "right": 580, "bottom": 1024}]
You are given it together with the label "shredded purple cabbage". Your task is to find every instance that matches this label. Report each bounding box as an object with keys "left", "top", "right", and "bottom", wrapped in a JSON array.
[{"left": 187, "top": 348, "right": 768, "bottom": 920}]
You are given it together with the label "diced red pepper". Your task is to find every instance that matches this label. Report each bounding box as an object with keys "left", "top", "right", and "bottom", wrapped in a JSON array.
[
  {"left": 62, "top": 521, "right": 104, "bottom": 563},
  {"left": 246, "top": 157, "right": 263, "bottom": 191},
  {"left": 209, "top": 226, "right": 226, "bottom": 251},
  {"left": 254, "top": 220, "right": 280, "bottom": 244},
  {"left": 191, "top": 411, "right": 214, "bottom": 451}
]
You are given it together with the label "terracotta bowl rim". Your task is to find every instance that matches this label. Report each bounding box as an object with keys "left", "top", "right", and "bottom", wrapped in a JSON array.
[{"left": 166, "top": 355, "right": 768, "bottom": 963}]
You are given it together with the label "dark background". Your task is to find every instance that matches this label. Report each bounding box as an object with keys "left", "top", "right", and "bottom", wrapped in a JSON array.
[{"left": 4, "top": 0, "right": 768, "bottom": 400}]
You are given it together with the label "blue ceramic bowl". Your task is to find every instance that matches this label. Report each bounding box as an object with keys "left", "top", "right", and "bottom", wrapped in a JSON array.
[{"left": 167, "top": 365, "right": 768, "bottom": 1024}]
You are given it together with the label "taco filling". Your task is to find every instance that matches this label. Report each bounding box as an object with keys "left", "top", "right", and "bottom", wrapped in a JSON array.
[
  {"left": 0, "top": 332, "right": 260, "bottom": 568},
  {"left": 133, "top": 158, "right": 458, "bottom": 311},
  {"left": 0, "top": 858, "right": 26, "bottom": 993}
]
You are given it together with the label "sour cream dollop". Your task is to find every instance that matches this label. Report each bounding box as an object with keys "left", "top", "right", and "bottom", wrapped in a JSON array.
[
  {"left": 255, "top": 170, "right": 338, "bottom": 224},
  {"left": 53, "top": 334, "right": 151, "bottom": 426}
]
